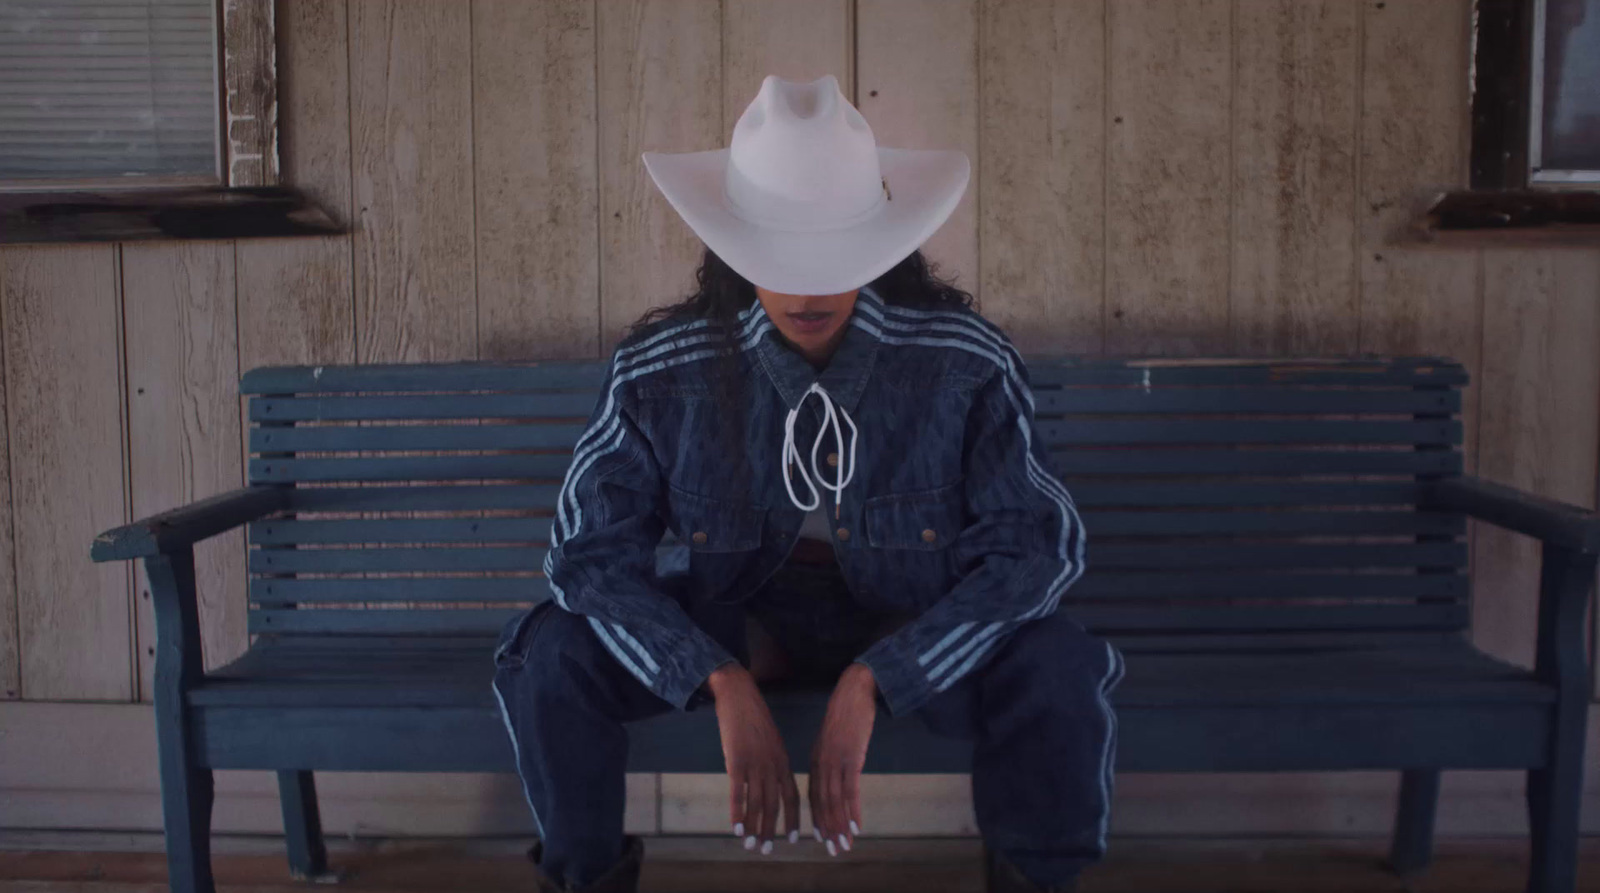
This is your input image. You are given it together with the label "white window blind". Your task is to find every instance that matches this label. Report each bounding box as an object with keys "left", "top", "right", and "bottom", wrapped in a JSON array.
[{"left": 0, "top": 0, "right": 219, "bottom": 185}]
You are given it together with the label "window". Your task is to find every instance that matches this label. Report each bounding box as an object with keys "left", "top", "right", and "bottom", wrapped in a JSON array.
[
  {"left": 1473, "top": 0, "right": 1600, "bottom": 190},
  {"left": 0, "top": 0, "right": 222, "bottom": 189},
  {"left": 1531, "top": 0, "right": 1600, "bottom": 185}
]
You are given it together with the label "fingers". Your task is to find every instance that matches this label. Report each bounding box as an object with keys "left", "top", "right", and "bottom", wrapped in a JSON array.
[
  {"left": 843, "top": 767, "right": 863, "bottom": 839},
  {"left": 827, "top": 769, "right": 850, "bottom": 853},
  {"left": 744, "top": 773, "right": 766, "bottom": 851},
  {"left": 729, "top": 768, "right": 746, "bottom": 839},
  {"left": 784, "top": 773, "right": 802, "bottom": 845},
  {"left": 759, "top": 768, "right": 780, "bottom": 850}
]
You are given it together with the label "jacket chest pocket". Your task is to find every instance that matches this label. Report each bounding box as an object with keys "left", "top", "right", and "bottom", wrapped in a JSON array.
[
  {"left": 864, "top": 480, "right": 966, "bottom": 551},
  {"left": 665, "top": 485, "right": 765, "bottom": 553}
]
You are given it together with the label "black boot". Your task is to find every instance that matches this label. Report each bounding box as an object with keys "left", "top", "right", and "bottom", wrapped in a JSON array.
[
  {"left": 984, "top": 845, "right": 1080, "bottom": 893},
  {"left": 526, "top": 836, "right": 644, "bottom": 893}
]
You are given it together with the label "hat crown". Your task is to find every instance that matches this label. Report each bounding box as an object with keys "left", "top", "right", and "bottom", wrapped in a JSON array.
[{"left": 724, "top": 74, "right": 885, "bottom": 232}]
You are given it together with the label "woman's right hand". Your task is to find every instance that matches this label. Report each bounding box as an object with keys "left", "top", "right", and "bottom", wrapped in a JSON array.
[{"left": 708, "top": 663, "right": 801, "bottom": 853}]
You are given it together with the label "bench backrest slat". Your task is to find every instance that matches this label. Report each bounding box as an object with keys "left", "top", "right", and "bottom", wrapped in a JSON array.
[{"left": 243, "top": 356, "right": 1470, "bottom": 645}]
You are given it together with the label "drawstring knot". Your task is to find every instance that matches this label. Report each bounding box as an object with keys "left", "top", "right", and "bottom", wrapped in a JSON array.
[{"left": 782, "top": 383, "right": 858, "bottom": 517}]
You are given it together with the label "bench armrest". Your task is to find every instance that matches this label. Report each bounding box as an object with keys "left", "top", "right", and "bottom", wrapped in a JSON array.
[
  {"left": 90, "top": 485, "right": 290, "bottom": 562},
  {"left": 1420, "top": 477, "right": 1600, "bottom": 554}
]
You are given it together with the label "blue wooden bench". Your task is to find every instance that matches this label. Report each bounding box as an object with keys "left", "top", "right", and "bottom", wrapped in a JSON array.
[{"left": 91, "top": 356, "right": 1598, "bottom": 893}]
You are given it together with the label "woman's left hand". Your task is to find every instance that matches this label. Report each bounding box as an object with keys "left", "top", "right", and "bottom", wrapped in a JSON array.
[{"left": 810, "top": 662, "right": 877, "bottom": 855}]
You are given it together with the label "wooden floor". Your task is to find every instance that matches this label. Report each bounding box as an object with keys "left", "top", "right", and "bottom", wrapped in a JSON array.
[{"left": 3, "top": 835, "right": 1599, "bottom": 893}]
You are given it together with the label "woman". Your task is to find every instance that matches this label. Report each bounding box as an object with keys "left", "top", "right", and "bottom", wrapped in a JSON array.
[{"left": 492, "top": 73, "right": 1122, "bottom": 893}]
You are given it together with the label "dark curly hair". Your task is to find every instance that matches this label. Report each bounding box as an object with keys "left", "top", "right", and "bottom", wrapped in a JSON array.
[
  {"left": 631, "top": 245, "right": 974, "bottom": 337},
  {"left": 629, "top": 246, "right": 975, "bottom": 459}
]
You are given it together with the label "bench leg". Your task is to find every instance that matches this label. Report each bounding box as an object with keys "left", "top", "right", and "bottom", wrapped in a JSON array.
[
  {"left": 277, "top": 770, "right": 339, "bottom": 882},
  {"left": 1527, "top": 734, "right": 1585, "bottom": 892},
  {"left": 146, "top": 549, "right": 215, "bottom": 893},
  {"left": 1387, "top": 768, "right": 1440, "bottom": 876},
  {"left": 156, "top": 742, "right": 215, "bottom": 893}
]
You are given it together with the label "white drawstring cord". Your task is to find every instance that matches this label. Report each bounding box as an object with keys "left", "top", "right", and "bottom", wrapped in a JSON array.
[{"left": 781, "top": 382, "right": 858, "bottom": 517}]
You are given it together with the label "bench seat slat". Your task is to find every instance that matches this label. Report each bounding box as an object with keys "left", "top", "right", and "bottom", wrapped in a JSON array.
[
  {"left": 1032, "top": 388, "right": 1461, "bottom": 415},
  {"left": 246, "top": 602, "right": 1468, "bottom": 636},
  {"left": 193, "top": 636, "right": 1543, "bottom": 710},
  {"left": 1089, "top": 542, "right": 1465, "bottom": 569},
  {"left": 275, "top": 480, "right": 1427, "bottom": 510},
  {"left": 1025, "top": 359, "right": 1467, "bottom": 388},
  {"left": 247, "top": 571, "right": 1465, "bottom": 605},
  {"left": 242, "top": 361, "right": 608, "bottom": 394},
  {"left": 1066, "top": 481, "right": 1422, "bottom": 507},
  {"left": 1036, "top": 419, "right": 1459, "bottom": 446},
  {"left": 253, "top": 423, "right": 589, "bottom": 453},
  {"left": 246, "top": 510, "right": 1464, "bottom": 547},
  {"left": 253, "top": 455, "right": 574, "bottom": 483},
  {"left": 1070, "top": 572, "right": 1467, "bottom": 600},
  {"left": 289, "top": 484, "right": 561, "bottom": 511},
  {"left": 1051, "top": 449, "right": 1461, "bottom": 477},
  {"left": 1083, "top": 510, "right": 1465, "bottom": 537},
  {"left": 252, "top": 392, "right": 603, "bottom": 422},
  {"left": 250, "top": 546, "right": 550, "bottom": 574}
]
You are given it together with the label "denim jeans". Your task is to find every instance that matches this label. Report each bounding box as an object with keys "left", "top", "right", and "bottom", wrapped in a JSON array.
[{"left": 491, "top": 561, "right": 1123, "bottom": 889}]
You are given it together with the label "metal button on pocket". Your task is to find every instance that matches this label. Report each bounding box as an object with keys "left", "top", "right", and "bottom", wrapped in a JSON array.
[
  {"left": 692, "top": 531, "right": 708, "bottom": 545},
  {"left": 836, "top": 527, "right": 850, "bottom": 542},
  {"left": 922, "top": 529, "right": 937, "bottom": 543},
  {"left": 826, "top": 452, "right": 839, "bottom": 468}
]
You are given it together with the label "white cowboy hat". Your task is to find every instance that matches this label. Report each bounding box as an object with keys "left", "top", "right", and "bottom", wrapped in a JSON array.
[{"left": 642, "top": 73, "right": 970, "bottom": 296}]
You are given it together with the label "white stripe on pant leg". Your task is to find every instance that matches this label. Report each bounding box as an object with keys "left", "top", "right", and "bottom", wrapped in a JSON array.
[
  {"left": 491, "top": 676, "right": 546, "bottom": 838},
  {"left": 1094, "top": 640, "right": 1124, "bottom": 849}
]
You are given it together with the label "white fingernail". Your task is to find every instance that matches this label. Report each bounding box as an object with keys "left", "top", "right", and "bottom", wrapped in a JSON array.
[
  {"left": 761, "top": 840, "right": 773, "bottom": 855},
  {"left": 734, "top": 822, "right": 744, "bottom": 837},
  {"left": 744, "top": 835, "right": 757, "bottom": 851},
  {"left": 826, "top": 840, "right": 837, "bottom": 857},
  {"left": 789, "top": 830, "right": 799, "bottom": 844},
  {"left": 838, "top": 834, "right": 851, "bottom": 852},
  {"left": 849, "top": 820, "right": 860, "bottom": 835},
  {"left": 813, "top": 828, "right": 823, "bottom": 843}
]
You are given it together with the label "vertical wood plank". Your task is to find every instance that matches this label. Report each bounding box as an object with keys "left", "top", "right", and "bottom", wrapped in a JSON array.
[
  {"left": 349, "top": 0, "right": 476, "bottom": 363},
  {"left": 723, "top": 0, "right": 853, "bottom": 124},
  {"left": 1474, "top": 250, "right": 1600, "bottom": 669},
  {"left": 472, "top": 0, "right": 601, "bottom": 362},
  {"left": 857, "top": 0, "right": 979, "bottom": 293},
  {"left": 597, "top": 0, "right": 723, "bottom": 347},
  {"left": 123, "top": 244, "right": 246, "bottom": 701},
  {"left": 1230, "top": 0, "right": 1360, "bottom": 356},
  {"left": 1356, "top": 0, "right": 1479, "bottom": 459},
  {"left": 978, "top": 0, "right": 1105, "bottom": 353},
  {"left": 236, "top": 0, "right": 354, "bottom": 371},
  {"left": 1, "top": 246, "right": 130, "bottom": 701},
  {"left": 1104, "top": 0, "right": 1232, "bottom": 355},
  {"left": 0, "top": 253, "right": 16, "bottom": 699}
]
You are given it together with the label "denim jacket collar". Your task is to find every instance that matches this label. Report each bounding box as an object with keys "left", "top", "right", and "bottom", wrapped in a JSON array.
[{"left": 749, "top": 283, "right": 885, "bottom": 414}]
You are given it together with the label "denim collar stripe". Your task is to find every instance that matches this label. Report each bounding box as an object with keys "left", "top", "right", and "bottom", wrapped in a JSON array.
[{"left": 847, "top": 307, "right": 1084, "bottom": 675}]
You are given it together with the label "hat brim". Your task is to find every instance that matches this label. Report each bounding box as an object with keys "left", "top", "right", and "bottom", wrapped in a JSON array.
[{"left": 642, "top": 147, "right": 970, "bottom": 295}]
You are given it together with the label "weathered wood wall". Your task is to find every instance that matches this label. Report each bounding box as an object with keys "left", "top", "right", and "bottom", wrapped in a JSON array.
[{"left": 1, "top": 0, "right": 1597, "bottom": 837}]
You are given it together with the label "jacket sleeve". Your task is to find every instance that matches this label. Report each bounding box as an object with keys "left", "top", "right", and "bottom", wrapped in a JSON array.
[
  {"left": 852, "top": 357, "right": 1087, "bottom": 717},
  {"left": 544, "top": 349, "right": 738, "bottom": 710}
]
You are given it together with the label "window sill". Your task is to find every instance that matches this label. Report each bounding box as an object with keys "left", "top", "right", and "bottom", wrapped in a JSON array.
[
  {"left": 0, "top": 186, "right": 343, "bottom": 246},
  {"left": 1404, "top": 188, "right": 1600, "bottom": 250}
]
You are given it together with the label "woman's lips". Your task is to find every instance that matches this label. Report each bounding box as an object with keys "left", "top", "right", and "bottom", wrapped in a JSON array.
[{"left": 786, "top": 311, "right": 834, "bottom": 335}]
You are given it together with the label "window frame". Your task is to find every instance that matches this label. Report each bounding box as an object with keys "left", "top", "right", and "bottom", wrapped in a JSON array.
[
  {"left": 1473, "top": 0, "right": 1600, "bottom": 191},
  {"left": 1526, "top": 0, "right": 1600, "bottom": 187},
  {"left": 0, "top": 0, "right": 275, "bottom": 194}
]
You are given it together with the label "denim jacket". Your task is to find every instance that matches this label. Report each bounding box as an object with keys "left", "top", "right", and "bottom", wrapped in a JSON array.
[{"left": 539, "top": 283, "right": 1087, "bottom": 718}]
